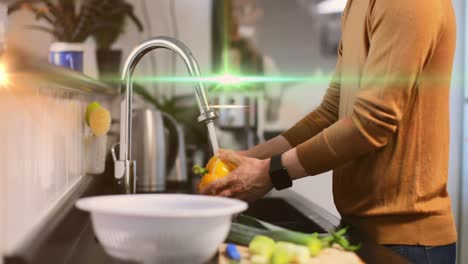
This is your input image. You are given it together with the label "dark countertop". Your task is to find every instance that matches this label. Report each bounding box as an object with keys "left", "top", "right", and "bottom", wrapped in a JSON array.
[{"left": 4, "top": 167, "right": 408, "bottom": 264}]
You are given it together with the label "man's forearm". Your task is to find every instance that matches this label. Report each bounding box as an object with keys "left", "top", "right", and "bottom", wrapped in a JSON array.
[
  {"left": 244, "top": 135, "right": 292, "bottom": 159},
  {"left": 279, "top": 118, "right": 372, "bottom": 181},
  {"left": 282, "top": 147, "right": 308, "bottom": 180}
]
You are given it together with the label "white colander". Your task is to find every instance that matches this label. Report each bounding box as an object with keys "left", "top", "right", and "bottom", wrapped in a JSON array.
[{"left": 76, "top": 194, "right": 247, "bottom": 264}]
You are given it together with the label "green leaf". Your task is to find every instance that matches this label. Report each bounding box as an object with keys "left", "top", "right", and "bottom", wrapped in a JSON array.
[
  {"left": 345, "top": 243, "right": 362, "bottom": 251},
  {"left": 334, "top": 227, "right": 348, "bottom": 237}
]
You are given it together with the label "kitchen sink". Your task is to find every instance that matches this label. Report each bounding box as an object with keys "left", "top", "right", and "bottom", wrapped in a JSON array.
[{"left": 243, "top": 198, "right": 326, "bottom": 233}]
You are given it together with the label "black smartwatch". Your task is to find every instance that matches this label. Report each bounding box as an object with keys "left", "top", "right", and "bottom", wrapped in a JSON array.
[{"left": 269, "top": 154, "right": 292, "bottom": 190}]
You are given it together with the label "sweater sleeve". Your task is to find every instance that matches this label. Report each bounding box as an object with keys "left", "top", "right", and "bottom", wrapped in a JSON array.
[
  {"left": 281, "top": 45, "right": 342, "bottom": 147},
  {"left": 294, "top": 1, "right": 441, "bottom": 175}
]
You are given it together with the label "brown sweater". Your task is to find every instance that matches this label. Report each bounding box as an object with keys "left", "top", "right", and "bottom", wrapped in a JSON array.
[{"left": 282, "top": 0, "right": 457, "bottom": 245}]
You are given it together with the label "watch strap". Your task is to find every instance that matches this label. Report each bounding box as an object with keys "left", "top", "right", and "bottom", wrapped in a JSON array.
[{"left": 269, "top": 154, "right": 292, "bottom": 190}]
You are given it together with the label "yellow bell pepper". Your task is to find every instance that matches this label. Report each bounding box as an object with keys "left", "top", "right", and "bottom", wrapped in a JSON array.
[{"left": 193, "top": 156, "right": 236, "bottom": 191}]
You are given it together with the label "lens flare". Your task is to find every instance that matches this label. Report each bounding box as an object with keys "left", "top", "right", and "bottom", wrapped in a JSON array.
[
  {"left": 213, "top": 73, "right": 242, "bottom": 85},
  {"left": 0, "top": 63, "right": 8, "bottom": 86}
]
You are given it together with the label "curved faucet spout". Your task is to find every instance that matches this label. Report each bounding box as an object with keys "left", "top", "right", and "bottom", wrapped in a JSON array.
[{"left": 115, "top": 37, "right": 218, "bottom": 194}]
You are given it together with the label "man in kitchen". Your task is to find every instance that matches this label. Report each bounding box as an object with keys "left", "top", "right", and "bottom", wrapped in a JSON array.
[{"left": 201, "top": 0, "right": 457, "bottom": 263}]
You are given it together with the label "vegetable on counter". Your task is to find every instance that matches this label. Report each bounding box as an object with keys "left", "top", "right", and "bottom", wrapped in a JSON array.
[
  {"left": 273, "top": 242, "right": 310, "bottom": 264},
  {"left": 328, "top": 228, "right": 362, "bottom": 251},
  {"left": 228, "top": 214, "right": 362, "bottom": 263},
  {"left": 192, "top": 156, "right": 236, "bottom": 191},
  {"left": 228, "top": 223, "right": 270, "bottom": 246},
  {"left": 268, "top": 230, "right": 323, "bottom": 257},
  {"left": 271, "top": 243, "right": 290, "bottom": 264},
  {"left": 249, "top": 235, "right": 275, "bottom": 260}
]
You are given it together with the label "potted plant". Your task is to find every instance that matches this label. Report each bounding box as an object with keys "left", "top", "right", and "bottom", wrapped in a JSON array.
[
  {"left": 8, "top": 0, "right": 101, "bottom": 71},
  {"left": 92, "top": 0, "right": 143, "bottom": 83},
  {"left": 8, "top": 0, "right": 142, "bottom": 74}
]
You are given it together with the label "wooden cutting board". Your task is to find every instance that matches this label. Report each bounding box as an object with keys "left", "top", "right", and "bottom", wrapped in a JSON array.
[{"left": 217, "top": 244, "right": 365, "bottom": 264}]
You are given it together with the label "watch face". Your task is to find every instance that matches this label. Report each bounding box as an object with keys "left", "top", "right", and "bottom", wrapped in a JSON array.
[{"left": 271, "top": 168, "right": 291, "bottom": 190}]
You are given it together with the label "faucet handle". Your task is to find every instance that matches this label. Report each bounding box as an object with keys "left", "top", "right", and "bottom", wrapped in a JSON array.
[
  {"left": 111, "top": 143, "right": 119, "bottom": 162},
  {"left": 111, "top": 142, "right": 136, "bottom": 194}
]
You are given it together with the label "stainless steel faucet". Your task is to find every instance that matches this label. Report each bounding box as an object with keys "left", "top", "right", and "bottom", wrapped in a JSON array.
[{"left": 113, "top": 37, "right": 218, "bottom": 194}]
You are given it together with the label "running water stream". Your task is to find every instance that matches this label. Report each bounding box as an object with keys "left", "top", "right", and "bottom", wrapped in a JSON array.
[{"left": 206, "top": 121, "right": 219, "bottom": 154}]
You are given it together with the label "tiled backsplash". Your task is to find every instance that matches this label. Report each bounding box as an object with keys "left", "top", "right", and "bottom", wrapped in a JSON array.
[{"left": 0, "top": 82, "right": 97, "bottom": 255}]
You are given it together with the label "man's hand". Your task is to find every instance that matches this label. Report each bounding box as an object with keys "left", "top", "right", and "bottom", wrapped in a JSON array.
[
  {"left": 200, "top": 149, "right": 273, "bottom": 202},
  {"left": 235, "top": 150, "right": 250, "bottom": 157}
]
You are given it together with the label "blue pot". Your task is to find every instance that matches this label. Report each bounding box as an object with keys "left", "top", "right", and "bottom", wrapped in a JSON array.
[{"left": 49, "top": 42, "right": 84, "bottom": 72}]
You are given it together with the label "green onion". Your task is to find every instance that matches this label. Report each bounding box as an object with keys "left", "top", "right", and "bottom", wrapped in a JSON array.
[
  {"left": 227, "top": 216, "right": 362, "bottom": 259},
  {"left": 227, "top": 223, "right": 269, "bottom": 246},
  {"left": 268, "top": 230, "right": 323, "bottom": 256}
]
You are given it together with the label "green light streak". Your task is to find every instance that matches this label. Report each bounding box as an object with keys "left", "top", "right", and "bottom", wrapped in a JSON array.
[
  {"left": 119, "top": 72, "right": 455, "bottom": 86},
  {"left": 130, "top": 73, "right": 333, "bottom": 85}
]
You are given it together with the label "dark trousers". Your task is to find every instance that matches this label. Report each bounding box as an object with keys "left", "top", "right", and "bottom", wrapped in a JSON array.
[{"left": 385, "top": 243, "right": 456, "bottom": 264}]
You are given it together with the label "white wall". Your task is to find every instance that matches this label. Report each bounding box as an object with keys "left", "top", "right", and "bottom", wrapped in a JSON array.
[
  {"left": 6, "top": 8, "right": 52, "bottom": 58},
  {"left": 450, "top": 0, "right": 464, "bottom": 256},
  {"left": 256, "top": 0, "right": 336, "bottom": 75},
  {"left": 0, "top": 81, "right": 90, "bottom": 255},
  {"left": 456, "top": 0, "right": 468, "bottom": 262}
]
